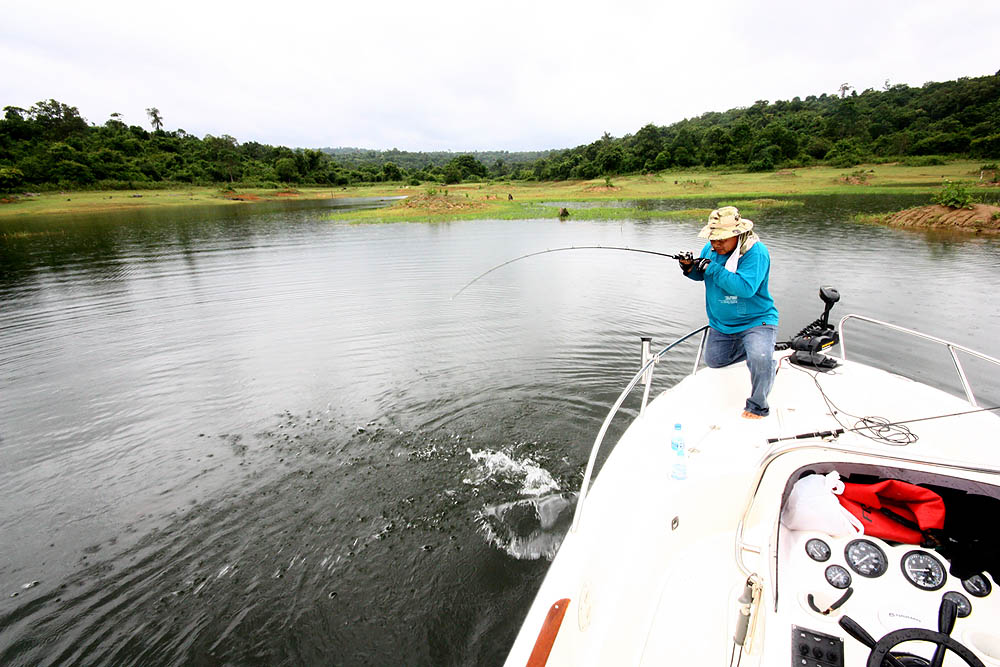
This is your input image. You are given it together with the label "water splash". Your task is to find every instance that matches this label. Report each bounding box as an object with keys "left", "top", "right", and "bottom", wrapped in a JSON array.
[
  {"left": 476, "top": 494, "right": 576, "bottom": 560},
  {"left": 464, "top": 448, "right": 574, "bottom": 559},
  {"left": 463, "top": 448, "right": 559, "bottom": 496}
]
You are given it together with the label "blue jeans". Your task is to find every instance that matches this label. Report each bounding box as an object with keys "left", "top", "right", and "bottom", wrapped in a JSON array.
[{"left": 704, "top": 325, "right": 777, "bottom": 416}]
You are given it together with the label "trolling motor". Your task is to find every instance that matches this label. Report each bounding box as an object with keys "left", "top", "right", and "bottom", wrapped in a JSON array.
[{"left": 781, "top": 286, "right": 841, "bottom": 371}]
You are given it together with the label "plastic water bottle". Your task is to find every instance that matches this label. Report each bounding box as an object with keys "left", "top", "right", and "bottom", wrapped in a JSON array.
[{"left": 670, "top": 423, "right": 687, "bottom": 480}]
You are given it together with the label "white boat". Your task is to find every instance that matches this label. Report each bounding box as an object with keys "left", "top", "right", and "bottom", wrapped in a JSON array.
[{"left": 505, "top": 288, "right": 1000, "bottom": 667}]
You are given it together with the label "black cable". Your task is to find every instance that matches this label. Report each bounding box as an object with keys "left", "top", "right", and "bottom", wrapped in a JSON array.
[
  {"left": 785, "top": 358, "right": 919, "bottom": 445},
  {"left": 785, "top": 358, "right": 1000, "bottom": 444}
]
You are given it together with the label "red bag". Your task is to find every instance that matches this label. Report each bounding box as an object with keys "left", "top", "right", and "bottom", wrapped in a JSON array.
[{"left": 837, "top": 480, "right": 945, "bottom": 544}]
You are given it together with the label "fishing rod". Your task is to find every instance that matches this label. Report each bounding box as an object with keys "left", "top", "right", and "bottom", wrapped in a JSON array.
[
  {"left": 766, "top": 405, "right": 1000, "bottom": 444},
  {"left": 451, "top": 245, "right": 693, "bottom": 299}
]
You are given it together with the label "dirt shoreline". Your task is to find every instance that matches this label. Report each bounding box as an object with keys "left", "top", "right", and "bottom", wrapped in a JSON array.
[{"left": 882, "top": 203, "right": 1000, "bottom": 233}]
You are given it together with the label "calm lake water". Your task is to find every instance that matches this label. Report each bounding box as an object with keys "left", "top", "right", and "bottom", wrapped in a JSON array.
[{"left": 2, "top": 194, "right": 1000, "bottom": 665}]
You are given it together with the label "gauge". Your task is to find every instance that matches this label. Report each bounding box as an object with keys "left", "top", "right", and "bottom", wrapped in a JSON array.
[
  {"left": 901, "top": 551, "right": 946, "bottom": 591},
  {"left": 805, "top": 538, "right": 831, "bottom": 562},
  {"left": 943, "top": 591, "right": 972, "bottom": 618},
  {"left": 825, "top": 564, "right": 852, "bottom": 589},
  {"left": 962, "top": 574, "right": 993, "bottom": 598},
  {"left": 845, "top": 539, "right": 888, "bottom": 578}
]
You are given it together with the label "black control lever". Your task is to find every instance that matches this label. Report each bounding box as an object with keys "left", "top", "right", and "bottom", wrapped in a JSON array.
[
  {"left": 930, "top": 598, "right": 959, "bottom": 667},
  {"left": 838, "top": 616, "right": 907, "bottom": 667}
]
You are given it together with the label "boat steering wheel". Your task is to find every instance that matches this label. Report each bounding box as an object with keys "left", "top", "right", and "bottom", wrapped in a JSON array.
[
  {"left": 860, "top": 627, "right": 984, "bottom": 667},
  {"left": 839, "top": 598, "right": 985, "bottom": 667}
]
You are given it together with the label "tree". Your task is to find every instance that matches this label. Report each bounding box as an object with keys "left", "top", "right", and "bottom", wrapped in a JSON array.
[
  {"left": 442, "top": 163, "right": 463, "bottom": 184},
  {"left": 838, "top": 83, "right": 853, "bottom": 99},
  {"left": 701, "top": 127, "right": 733, "bottom": 166},
  {"left": 630, "top": 123, "right": 665, "bottom": 169},
  {"left": 204, "top": 134, "right": 241, "bottom": 181},
  {"left": 825, "top": 138, "right": 865, "bottom": 167},
  {"left": 970, "top": 133, "right": 1000, "bottom": 158},
  {"left": 451, "top": 154, "right": 487, "bottom": 180},
  {"left": 0, "top": 166, "right": 24, "bottom": 192},
  {"left": 28, "top": 100, "right": 87, "bottom": 140},
  {"left": 381, "top": 161, "right": 402, "bottom": 181},
  {"left": 105, "top": 112, "right": 126, "bottom": 131},
  {"left": 759, "top": 122, "right": 800, "bottom": 160},
  {"left": 146, "top": 107, "right": 163, "bottom": 132},
  {"left": 275, "top": 157, "right": 299, "bottom": 182},
  {"left": 595, "top": 143, "right": 624, "bottom": 174}
]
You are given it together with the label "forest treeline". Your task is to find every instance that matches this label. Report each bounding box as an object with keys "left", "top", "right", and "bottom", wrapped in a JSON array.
[
  {"left": 321, "top": 147, "right": 552, "bottom": 171},
  {"left": 1, "top": 72, "right": 998, "bottom": 192},
  {"left": 527, "top": 72, "right": 1000, "bottom": 180}
]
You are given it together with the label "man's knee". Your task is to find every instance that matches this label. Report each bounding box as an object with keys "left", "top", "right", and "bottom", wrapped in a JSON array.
[
  {"left": 745, "top": 349, "right": 773, "bottom": 371},
  {"left": 705, "top": 356, "right": 728, "bottom": 369}
]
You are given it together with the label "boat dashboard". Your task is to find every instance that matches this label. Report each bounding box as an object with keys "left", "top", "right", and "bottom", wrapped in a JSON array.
[
  {"left": 779, "top": 528, "right": 999, "bottom": 665},
  {"left": 772, "top": 466, "right": 1000, "bottom": 666}
]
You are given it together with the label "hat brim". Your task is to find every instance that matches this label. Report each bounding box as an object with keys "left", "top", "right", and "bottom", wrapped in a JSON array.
[{"left": 698, "top": 219, "right": 754, "bottom": 240}]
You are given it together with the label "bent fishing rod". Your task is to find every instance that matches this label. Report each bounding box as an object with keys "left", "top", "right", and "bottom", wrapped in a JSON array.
[{"left": 451, "top": 245, "right": 693, "bottom": 299}]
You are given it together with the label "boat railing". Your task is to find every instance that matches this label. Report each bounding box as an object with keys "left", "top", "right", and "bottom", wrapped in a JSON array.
[
  {"left": 571, "top": 325, "right": 709, "bottom": 532},
  {"left": 837, "top": 314, "right": 1000, "bottom": 408}
]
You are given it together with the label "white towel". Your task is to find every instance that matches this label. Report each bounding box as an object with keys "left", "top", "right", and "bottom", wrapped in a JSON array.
[{"left": 723, "top": 231, "right": 759, "bottom": 273}]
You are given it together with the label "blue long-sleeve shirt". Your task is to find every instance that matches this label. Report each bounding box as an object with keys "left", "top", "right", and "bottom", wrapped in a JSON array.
[{"left": 685, "top": 241, "right": 779, "bottom": 333}]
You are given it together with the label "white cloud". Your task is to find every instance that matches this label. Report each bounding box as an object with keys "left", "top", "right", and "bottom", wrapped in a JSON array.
[{"left": 3, "top": 0, "right": 997, "bottom": 151}]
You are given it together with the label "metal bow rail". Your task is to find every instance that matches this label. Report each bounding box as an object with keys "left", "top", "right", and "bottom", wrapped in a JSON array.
[
  {"left": 837, "top": 314, "right": 1000, "bottom": 407},
  {"left": 571, "top": 325, "right": 709, "bottom": 532}
]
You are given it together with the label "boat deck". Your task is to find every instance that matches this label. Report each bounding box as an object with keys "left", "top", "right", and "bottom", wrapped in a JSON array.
[{"left": 506, "top": 351, "right": 1000, "bottom": 667}]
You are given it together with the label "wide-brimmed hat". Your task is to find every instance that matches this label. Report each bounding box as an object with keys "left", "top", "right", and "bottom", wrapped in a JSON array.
[{"left": 698, "top": 206, "right": 754, "bottom": 240}]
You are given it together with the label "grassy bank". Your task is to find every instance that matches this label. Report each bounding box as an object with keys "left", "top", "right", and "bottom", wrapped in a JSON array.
[
  {"left": 2, "top": 161, "right": 994, "bottom": 221},
  {"left": 0, "top": 186, "right": 375, "bottom": 219}
]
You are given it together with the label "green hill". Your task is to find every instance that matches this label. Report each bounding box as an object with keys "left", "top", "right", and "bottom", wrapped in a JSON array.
[{"left": 2, "top": 71, "right": 998, "bottom": 192}]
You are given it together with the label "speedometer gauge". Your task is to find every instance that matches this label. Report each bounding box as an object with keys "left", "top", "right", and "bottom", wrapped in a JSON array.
[
  {"left": 845, "top": 539, "right": 888, "bottom": 578},
  {"left": 901, "top": 551, "right": 946, "bottom": 591}
]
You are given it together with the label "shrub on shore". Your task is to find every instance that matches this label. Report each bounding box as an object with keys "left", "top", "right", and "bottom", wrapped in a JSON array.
[{"left": 931, "top": 180, "right": 977, "bottom": 209}]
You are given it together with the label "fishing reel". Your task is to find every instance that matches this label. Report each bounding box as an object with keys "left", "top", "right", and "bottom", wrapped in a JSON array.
[{"left": 785, "top": 286, "right": 841, "bottom": 371}]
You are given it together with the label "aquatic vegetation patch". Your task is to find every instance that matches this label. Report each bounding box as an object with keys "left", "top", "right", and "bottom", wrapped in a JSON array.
[
  {"left": 543, "top": 206, "right": 703, "bottom": 222},
  {"left": 2, "top": 229, "right": 66, "bottom": 239},
  {"left": 400, "top": 193, "right": 490, "bottom": 213},
  {"left": 722, "top": 198, "right": 804, "bottom": 210},
  {"left": 837, "top": 169, "right": 874, "bottom": 185}
]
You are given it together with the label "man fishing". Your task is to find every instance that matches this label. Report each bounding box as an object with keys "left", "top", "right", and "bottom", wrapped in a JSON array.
[{"left": 679, "top": 206, "right": 779, "bottom": 419}]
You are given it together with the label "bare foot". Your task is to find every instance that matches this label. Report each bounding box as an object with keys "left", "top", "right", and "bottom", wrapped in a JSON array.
[{"left": 741, "top": 410, "right": 764, "bottom": 420}]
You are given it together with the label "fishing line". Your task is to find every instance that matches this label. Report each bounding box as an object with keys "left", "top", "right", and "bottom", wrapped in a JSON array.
[{"left": 451, "top": 245, "right": 688, "bottom": 299}]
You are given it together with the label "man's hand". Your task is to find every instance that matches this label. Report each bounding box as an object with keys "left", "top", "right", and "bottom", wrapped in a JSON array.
[
  {"left": 678, "top": 251, "right": 694, "bottom": 274},
  {"left": 681, "top": 255, "right": 711, "bottom": 273}
]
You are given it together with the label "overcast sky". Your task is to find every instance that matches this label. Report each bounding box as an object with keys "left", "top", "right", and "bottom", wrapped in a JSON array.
[{"left": 3, "top": 0, "right": 998, "bottom": 152}]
